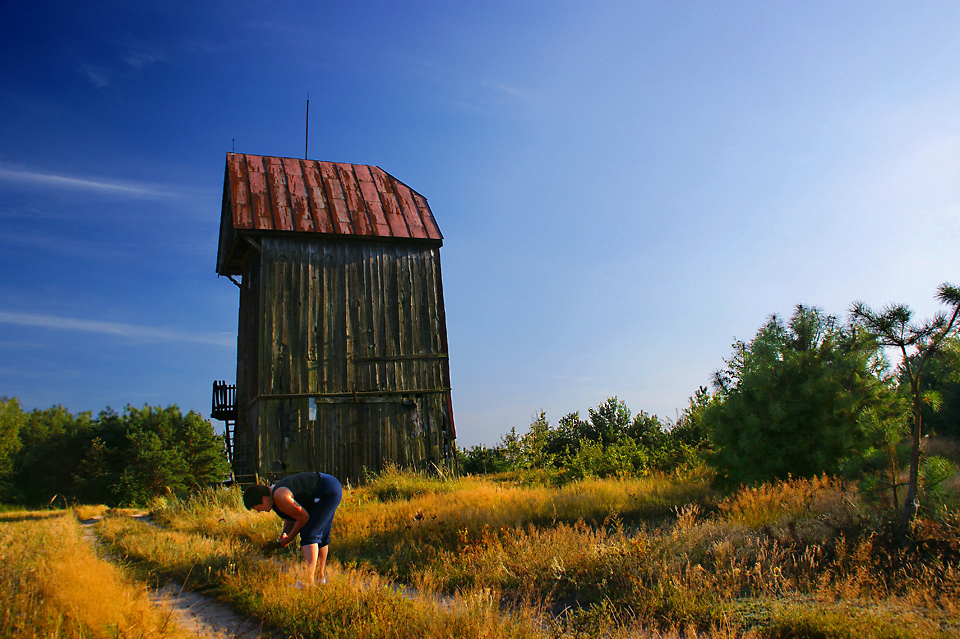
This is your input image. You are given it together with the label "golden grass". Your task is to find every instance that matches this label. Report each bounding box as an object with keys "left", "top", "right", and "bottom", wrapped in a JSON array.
[
  {"left": 0, "top": 509, "right": 201, "bottom": 638},
  {"left": 96, "top": 514, "right": 546, "bottom": 638},
  {"left": 72, "top": 504, "right": 109, "bottom": 521},
  {"left": 85, "top": 471, "right": 960, "bottom": 638},
  {"left": 330, "top": 473, "right": 712, "bottom": 572}
]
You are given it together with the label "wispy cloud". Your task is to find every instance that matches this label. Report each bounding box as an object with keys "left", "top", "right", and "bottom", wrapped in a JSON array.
[
  {"left": 0, "top": 311, "right": 234, "bottom": 347},
  {"left": 0, "top": 230, "right": 128, "bottom": 260},
  {"left": 80, "top": 64, "right": 112, "bottom": 88},
  {"left": 123, "top": 50, "right": 162, "bottom": 70},
  {"left": 0, "top": 167, "right": 176, "bottom": 198}
]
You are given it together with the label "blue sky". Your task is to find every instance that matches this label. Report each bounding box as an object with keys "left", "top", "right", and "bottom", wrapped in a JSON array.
[{"left": 1, "top": 2, "right": 959, "bottom": 447}]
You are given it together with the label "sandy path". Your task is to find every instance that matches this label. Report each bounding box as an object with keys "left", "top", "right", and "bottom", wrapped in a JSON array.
[
  {"left": 148, "top": 581, "right": 274, "bottom": 638},
  {"left": 80, "top": 515, "right": 277, "bottom": 639}
]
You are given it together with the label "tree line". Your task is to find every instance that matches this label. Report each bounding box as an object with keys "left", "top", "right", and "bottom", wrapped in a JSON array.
[
  {"left": 459, "top": 283, "right": 960, "bottom": 532},
  {"left": 0, "top": 402, "right": 229, "bottom": 506}
]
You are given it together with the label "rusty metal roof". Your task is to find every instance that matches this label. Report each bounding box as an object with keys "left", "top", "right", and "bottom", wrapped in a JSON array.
[{"left": 218, "top": 153, "right": 443, "bottom": 274}]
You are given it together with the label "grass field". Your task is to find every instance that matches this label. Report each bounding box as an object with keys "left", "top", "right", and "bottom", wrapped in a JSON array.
[
  {"left": 0, "top": 509, "right": 203, "bottom": 639},
  {"left": 3, "top": 470, "right": 959, "bottom": 638}
]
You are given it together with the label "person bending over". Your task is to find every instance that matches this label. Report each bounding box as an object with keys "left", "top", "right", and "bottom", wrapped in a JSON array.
[{"left": 243, "top": 471, "right": 343, "bottom": 585}]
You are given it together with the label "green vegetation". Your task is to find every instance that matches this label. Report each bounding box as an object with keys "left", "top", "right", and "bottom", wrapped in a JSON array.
[
  {"left": 459, "top": 397, "right": 703, "bottom": 482},
  {"left": 0, "top": 401, "right": 229, "bottom": 506},
  {"left": 913, "top": 338, "right": 960, "bottom": 440},
  {"left": 851, "top": 283, "right": 960, "bottom": 537},
  {"left": 0, "top": 397, "right": 25, "bottom": 498},
  {"left": 703, "top": 304, "right": 896, "bottom": 487}
]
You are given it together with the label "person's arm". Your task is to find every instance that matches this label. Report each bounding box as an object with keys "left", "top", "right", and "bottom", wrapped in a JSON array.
[{"left": 272, "top": 487, "right": 310, "bottom": 547}]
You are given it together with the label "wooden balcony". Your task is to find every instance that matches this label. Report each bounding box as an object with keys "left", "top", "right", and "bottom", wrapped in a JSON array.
[
  {"left": 211, "top": 380, "right": 237, "bottom": 466},
  {"left": 211, "top": 380, "right": 237, "bottom": 421}
]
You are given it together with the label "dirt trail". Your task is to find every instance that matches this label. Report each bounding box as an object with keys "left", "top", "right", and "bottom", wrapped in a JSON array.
[
  {"left": 80, "top": 515, "right": 277, "bottom": 639},
  {"left": 147, "top": 581, "right": 273, "bottom": 639}
]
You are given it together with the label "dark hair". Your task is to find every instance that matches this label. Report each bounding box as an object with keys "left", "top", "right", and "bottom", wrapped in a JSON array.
[{"left": 243, "top": 484, "right": 271, "bottom": 510}]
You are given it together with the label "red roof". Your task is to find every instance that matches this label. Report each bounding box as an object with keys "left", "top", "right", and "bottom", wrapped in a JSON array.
[
  {"left": 223, "top": 153, "right": 442, "bottom": 240},
  {"left": 217, "top": 154, "right": 443, "bottom": 274}
]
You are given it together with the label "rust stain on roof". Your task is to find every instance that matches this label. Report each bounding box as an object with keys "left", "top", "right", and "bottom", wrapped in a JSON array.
[
  {"left": 217, "top": 153, "right": 443, "bottom": 275},
  {"left": 224, "top": 153, "right": 441, "bottom": 241}
]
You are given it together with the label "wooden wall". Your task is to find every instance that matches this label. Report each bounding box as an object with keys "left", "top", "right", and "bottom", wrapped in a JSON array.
[
  {"left": 232, "top": 246, "right": 261, "bottom": 480},
  {"left": 233, "top": 235, "right": 454, "bottom": 484}
]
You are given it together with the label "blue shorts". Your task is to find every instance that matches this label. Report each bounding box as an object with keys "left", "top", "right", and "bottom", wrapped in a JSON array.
[{"left": 299, "top": 473, "right": 342, "bottom": 548}]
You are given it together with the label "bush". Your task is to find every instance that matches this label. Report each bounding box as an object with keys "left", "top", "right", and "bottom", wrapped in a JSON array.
[
  {"left": 462, "top": 399, "right": 709, "bottom": 481},
  {"left": 565, "top": 437, "right": 649, "bottom": 480},
  {"left": 704, "top": 306, "right": 897, "bottom": 487}
]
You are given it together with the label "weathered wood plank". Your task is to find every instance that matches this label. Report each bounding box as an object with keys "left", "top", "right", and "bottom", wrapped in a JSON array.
[
  {"left": 317, "top": 242, "right": 329, "bottom": 395},
  {"left": 328, "top": 241, "right": 347, "bottom": 392},
  {"left": 395, "top": 248, "right": 409, "bottom": 391},
  {"left": 260, "top": 250, "right": 274, "bottom": 396},
  {"left": 345, "top": 246, "right": 358, "bottom": 394},
  {"left": 279, "top": 254, "right": 289, "bottom": 394},
  {"left": 355, "top": 244, "right": 371, "bottom": 394},
  {"left": 371, "top": 246, "right": 386, "bottom": 391},
  {"left": 433, "top": 247, "right": 453, "bottom": 406},
  {"left": 288, "top": 247, "right": 301, "bottom": 394},
  {"left": 306, "top": 246, "right": 319, "bottom": 394},
  {"left": 405, "top": 250, "right": 424, "bottom": 383},
  {"left": 382, "top": 243, "right": 399, "bottom": 391},
  {"left": 366, "top": 243, "right": 383, "bottom": 392},
  {"left": 280, "top": 251, "right": 292, "bottom": 395},
  {"left": 411, "top": 251, "right": 428, "bottom": 388},
  {"left": 425, "top": 249, "right": 443, "bottom": 389}
]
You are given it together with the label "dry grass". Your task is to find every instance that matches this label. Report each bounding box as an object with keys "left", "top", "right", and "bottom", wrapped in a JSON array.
[
  {"left": 96, "top": 513, "right": 546, "bottom": 638},
  {"left": 72, "top": 504, "right": 109, "bottom": 521},
  {"left": 0, "top": 509, "right": 201, "bottom": 638},
  {"left": 43, "top": 470, "right": 960, "bottom": 638},
  {"left": 346, "top": 473, "right": 957, "bottom": 636},
  {"left": 331, "top": 472, "right": 712, "bottom": 575}
]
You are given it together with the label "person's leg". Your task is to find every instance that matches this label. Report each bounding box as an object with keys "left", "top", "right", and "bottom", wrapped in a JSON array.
[
  {"left": 301, "top": 543, "right": 319, "bottom": 585},
  {"left": 298, "top": 475, "right": 341, "bottom": 586},
  {"left": 316, "top": 544, "right": 329, "bottom": 583}
]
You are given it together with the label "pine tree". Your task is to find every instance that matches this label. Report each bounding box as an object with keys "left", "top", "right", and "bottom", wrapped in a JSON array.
[{"left": 850, "top": 282, "right": 960, "bottom": 541}]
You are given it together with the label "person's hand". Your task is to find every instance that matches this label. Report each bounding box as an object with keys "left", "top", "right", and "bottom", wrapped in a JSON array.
[{"left": 279, "top": 533, "right": 291, "bottom": 548}]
